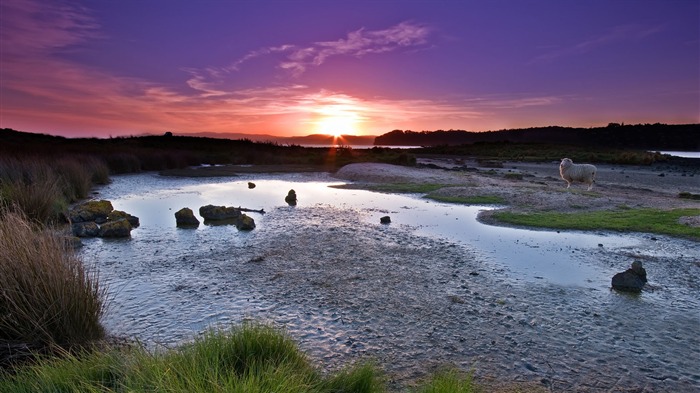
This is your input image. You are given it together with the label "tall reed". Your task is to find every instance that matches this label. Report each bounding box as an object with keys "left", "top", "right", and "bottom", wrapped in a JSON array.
[
  {"left": 0, "top": 208, "right": 107, "bottom": 359},
  {"left": 0, "top": 157, "right": 64, "bottom": 223},
  {"left": 0, "top": 156, "right": 110, "bottom": 223}
]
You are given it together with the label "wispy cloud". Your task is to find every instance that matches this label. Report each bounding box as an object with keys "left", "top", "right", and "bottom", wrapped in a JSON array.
[
  {"left": 232, "top": 21, "right": 431, "bottom": 77},
  {"left": 529, "top": 24, "right": 664, "bottom": 64},
  {"left": 0, "top": 0, "right": 100, "bottom": 55}
]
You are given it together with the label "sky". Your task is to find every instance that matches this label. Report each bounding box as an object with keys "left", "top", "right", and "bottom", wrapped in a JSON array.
[{"left": 1, "top": 0, "right": 698, "bottom": 138}]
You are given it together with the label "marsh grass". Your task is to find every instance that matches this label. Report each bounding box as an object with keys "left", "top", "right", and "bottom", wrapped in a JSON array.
[
  {"left": 0, "top": 324, "right": 384, "bottom": 393},
  {"left": 426, "top": 194, "right": 507, "bottom": 205},
  {"left": 333, "top": 183, "right": 448, "bottom": 194},
  {"left": 0, "top": 156, "right": 111, "bottom": 223},
  {"left": 414, "top": 368, "right": 476, "bottom": 393},
  {"left": 0, "top": 208, "right": 107, "bottom": 362},
  {"left": 493, "top": 208, "right": 700, "bottom": 239}
]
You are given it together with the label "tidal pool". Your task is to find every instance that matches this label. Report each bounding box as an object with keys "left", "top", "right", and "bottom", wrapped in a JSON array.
[{"left": 82, "top": 172, "right": 700, "bottom": 391}]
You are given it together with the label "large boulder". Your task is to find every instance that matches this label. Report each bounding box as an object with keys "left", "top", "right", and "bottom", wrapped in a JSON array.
[
  {"left": 98, "top": 219, "right": 132, "bottom": 238},
  {"left": 199, "top": 204, "right": 242, "bottom": 220},
  {"left": 175, "top": 207, "right": 200, "bottom": 227},
  {"left": 72, "top": 221, "right": 100, "bottom": 237},
  {"left": 108, "top": 210, "right": 140, "bottom": 228},
  {"left": 236, "top": 214, "right": 256, "bottom": 230},
  {"left": 69, "top": 200, "right": 114, "bottom": 223},
  {"left": 612, "top": 261, "right": 648, "bottom": 293}
]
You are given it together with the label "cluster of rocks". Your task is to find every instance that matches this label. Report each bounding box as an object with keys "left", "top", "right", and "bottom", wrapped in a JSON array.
[
  {"left": 174, "top": 205, "right": 255, "bottom": 230},
  {"left": 70, "top": 200, "right": 139, "bottom": 238}
]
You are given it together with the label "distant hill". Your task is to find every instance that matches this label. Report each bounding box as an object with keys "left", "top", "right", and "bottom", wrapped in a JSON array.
[
  {"left": 179, "top": 132, "right": 376, "bottom": 146},
  {"left": 374, "top": 124, "right": 700, "bottom": 151}
]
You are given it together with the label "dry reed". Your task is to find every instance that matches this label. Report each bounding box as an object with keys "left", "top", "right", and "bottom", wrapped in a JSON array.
[{"left": 0, "top": 208, "right": 107, "bottom": 362}]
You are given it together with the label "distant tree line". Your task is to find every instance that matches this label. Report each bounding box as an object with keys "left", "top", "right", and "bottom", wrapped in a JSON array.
[{"left": 373, "top": 123, "right": 700, "bottom": 151}]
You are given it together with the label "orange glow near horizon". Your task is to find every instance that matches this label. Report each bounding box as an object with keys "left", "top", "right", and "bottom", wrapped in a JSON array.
[{"left": 308, "top": 97, "right": 364, "bottom": 136}]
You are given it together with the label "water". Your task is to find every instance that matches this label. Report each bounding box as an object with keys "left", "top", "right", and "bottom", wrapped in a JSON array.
[{"left": 82, "top": 172, "right": 700, "bottom": 390}]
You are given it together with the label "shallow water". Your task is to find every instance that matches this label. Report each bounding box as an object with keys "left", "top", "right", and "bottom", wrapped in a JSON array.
[{"left": 82, "top": 172, "right": 700, "bottom": 391}]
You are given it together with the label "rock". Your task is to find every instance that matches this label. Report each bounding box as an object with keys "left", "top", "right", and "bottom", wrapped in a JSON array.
[
  {"left": 248, "top": 182, "right": 256, "bottom": 189},
  {"left": 108, "top": 210, "right": 140, "bottom": 228},
  {"left": 69, "top": 200, "right": 114, "bottom": 223},
  {"left": 72, "top": 221, "right": 100, "bottom": 237},
  {"left": 380, "top": 216, "right": 391, "bottom": 224},
  {"left": 98, "top": 218, "right": 132, "bottom": 238},
  {"left": 612, "top": 260, "right": 648, "bottom": 292},
  {"left": 175, "top": 207, "right": 200, "bottom": 227},
  {"left": 199, "top": 204, "right": 242, "bottom": 220},
  {"left": 236, "top": 214, "right": 256, "bottom": 230},
  {"left": 285, "top": 189, "right": 297, "bottom": 205}
]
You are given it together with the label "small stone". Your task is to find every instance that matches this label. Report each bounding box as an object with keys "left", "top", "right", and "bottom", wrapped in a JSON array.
[
  {"left": 380, "top": 216, "right": 391, "bottom": 224},
  {"left": 285, "top": 189, "right": 297, "bottom": 205},
  {"left": 248, "top": 182, "right": 256, "bottom": 189}
]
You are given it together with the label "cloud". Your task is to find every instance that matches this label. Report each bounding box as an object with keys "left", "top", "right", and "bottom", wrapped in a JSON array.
[
  {"left": 232, "top": 21, "right": 431, "bottom": 77},
  {"left": 529, "top": 24, "right": 664, "bottom": 64},
  {"left": 0, "top": 0, "right": 101, "bottom": 56}
]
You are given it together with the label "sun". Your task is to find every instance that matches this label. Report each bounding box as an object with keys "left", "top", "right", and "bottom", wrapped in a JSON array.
[
  {"left": 316, "top": 116, "right": 357, "bottom": 137},
  {"left": 312, "top": 103, "right": 361, "bottom": 137}
]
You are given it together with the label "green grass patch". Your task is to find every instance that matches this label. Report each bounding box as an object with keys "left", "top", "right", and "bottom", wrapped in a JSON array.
[
  {"left": 426, "top": 194, "right": 507, "bottom": 205},
  {"left": 492, "top": 208, "right": 700, "bottom": 239},
  {"left": 333, "top": 182, "right": 448, "bottom": 194},
  {"left": 0, "top": 323, "right": 384, "bottom": 393}
]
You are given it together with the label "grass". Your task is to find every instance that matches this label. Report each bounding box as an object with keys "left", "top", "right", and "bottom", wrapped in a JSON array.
[
  {"left": 414, "top": 369, "right": 475, "bottom": 393},
  {"left": 492, "top": 208, "right": 700, "bottom": 239},
  {"left": 0, "top": 324, "right": 385, "bottom": 393},
  {"left": 0, "top": 156, "right": 111, "bottom": 223},
  {"left": 0, "top": 208, "right": 107, "bottom": 364},
  {"left": 426, "top": 194, "right": 507, "bottom": 205},
  {"left": 333, "top": 182, "right": 449, "bottom": 194}
]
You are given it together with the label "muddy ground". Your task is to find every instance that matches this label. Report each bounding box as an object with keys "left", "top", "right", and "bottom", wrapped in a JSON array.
[{"left": 98, "top": 159, "right": 700, "bottom": 392}]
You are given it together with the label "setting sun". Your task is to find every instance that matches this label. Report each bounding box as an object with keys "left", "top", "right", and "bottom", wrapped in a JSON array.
[
  {"left": 310, "top": 99, "right": 363, "bottom": 137},
  {"left": 315, "top": 116, "right": 357, "bottom": 137}
]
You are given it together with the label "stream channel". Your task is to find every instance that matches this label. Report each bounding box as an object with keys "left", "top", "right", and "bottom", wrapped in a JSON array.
[{"left": 81, "top": 171, "right": 700, "bottom": 391}]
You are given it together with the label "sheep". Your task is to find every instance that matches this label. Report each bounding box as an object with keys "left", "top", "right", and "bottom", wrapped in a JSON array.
[{"left": 559, "top": 158, "right": 597, "bottom": 190}]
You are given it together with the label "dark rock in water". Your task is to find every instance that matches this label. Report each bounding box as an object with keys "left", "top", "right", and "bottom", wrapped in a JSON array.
[
  {"left": 248, "top": 182, "right": 256, "bottom": 189},
  {"left": 98, "top": 218, "right": 132, "bottom": 238},
  {"left": 199, "top": 204, "right": 255, "bottom": 230},
  {"left": 612, "top": 260, "right": 648, "bottom": 292},
  {"left": 108, "top": 210, "right": 140, "bottom": 228},
  {"left": 69, "top": 200, "right": 113, "bottom": 223},
  {"left": 285, "top": 189, "right": 297, "bottom": 206},
  {"left": 175, "top": 207, "right": 200, "bottom": 227},
  {"left": 199, "top": 204, "right": 242, "bottom": 220},
  {"left": 72, "top": 221, "right": 99, "bottom": 237},
  {"left": 236, "top": 214, "right": 256, "bottom": 230},
  {"left": 380, "top": 216, "right": 391, "bottom": 224}
]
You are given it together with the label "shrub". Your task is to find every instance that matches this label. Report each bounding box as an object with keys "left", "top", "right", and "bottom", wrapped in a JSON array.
[
  {"left": 0, "top": 158, "right": 65, "bottom": 223},
  {"left": 0, "top": 208, "right": 107, "bottom": 367},
  {"left": 55, "top": 157, "right": 92, "bottom": 202}
]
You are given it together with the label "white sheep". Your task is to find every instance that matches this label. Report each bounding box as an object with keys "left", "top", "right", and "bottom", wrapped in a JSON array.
[{"left": 559, "top": 158, "right": 597, "bottom": 190}]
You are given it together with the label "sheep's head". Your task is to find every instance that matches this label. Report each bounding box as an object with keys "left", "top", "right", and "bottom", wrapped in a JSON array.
[{"left": 560, "top": 158, "right": 573, "bottom": 169}]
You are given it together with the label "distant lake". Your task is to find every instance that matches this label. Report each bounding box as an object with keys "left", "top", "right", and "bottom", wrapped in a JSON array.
[
  {"left": 658, "top": 151, "right": 700, "bottom": 158},
  {"left": 301, "top": 144, "right": 420, "bottom": 149}
]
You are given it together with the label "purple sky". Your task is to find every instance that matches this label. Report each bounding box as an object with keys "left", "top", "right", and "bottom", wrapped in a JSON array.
[{"left": 1, "top": 0, "right": 698, "bottom": 137}]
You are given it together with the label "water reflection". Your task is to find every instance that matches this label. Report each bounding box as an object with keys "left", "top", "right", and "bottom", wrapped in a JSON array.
[{"left": 92, "top": 172, "right": 682, "bottom": 289}]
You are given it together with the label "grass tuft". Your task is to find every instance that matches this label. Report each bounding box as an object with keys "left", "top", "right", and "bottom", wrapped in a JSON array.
[{"left": 426, "top": 194, "right": 507, "bottom": 205}]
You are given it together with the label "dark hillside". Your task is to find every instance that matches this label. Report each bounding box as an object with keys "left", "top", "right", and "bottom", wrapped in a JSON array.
[{"left": 374, "top": 124, "right": 699, "bottom": 151}]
